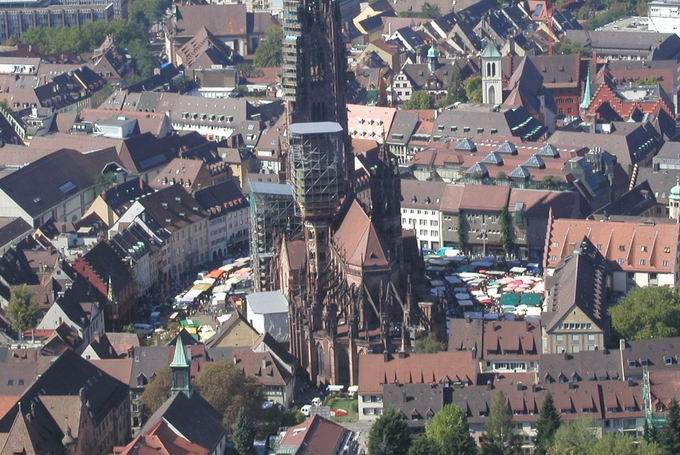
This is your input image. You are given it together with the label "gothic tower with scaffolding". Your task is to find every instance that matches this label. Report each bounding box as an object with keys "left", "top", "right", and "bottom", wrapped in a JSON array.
[{"left": 274, "top": 0, "right": 425, "bottom": 386}]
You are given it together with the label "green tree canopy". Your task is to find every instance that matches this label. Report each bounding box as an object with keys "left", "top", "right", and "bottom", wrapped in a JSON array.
[
  {"left": 548, "top": 419, "right": 597, "bottom": 455},
  {"left": 499, "top": 206, "right": 512, "bottom": 255},
  {"left": 408, "top": 434, "right": 441, "bottom": 455},
  {"left": 368, "top": 409, "right": 411, "bottom": 455},
  {"left": 425, "top": 404, "right": 477, "bottom": 455},
  {"left": 661, "top": 398, "right": 680, "bottom": 454},
  {"left": 20, "top": 20, "right": 156, "bottom": 77},
  {"left": 128, "top": 0, "right": 171, "bottom": 29},
  {"left": 254, "top": 27, "right": 283, "bottom": 68},
  {"left": 232, "top": 407, "right": 256, "bottom": 455},
  {"left": 421, "top": 2, "right": 441, "bottom": 18},
  {"left": 194, "top": 359, "right": 263, "bottom": 427},
  {"left": 534, "top": 393, "right": 560, "bottom": 455},
  {"left": 554, "top": 40, "right": 588, "bottom": 55},
  {"left": 404, "top": 90, "right": 434, "bottom": 109},
  {"left": 588, "top": 434, "right": 664, "bottom": 455},
  {"left": 609, "top": 287, "right": 680, "bottom": 340},
  {"left": 414, "top": 332, "right": 446, "bottom": 353},
  {"left": 140, "top": 367, "right": 172, "bottom": 417},
  {"left": 436, "top": 65, "right": 467, "bottom": 109},
  {"left": 481, "top": 390, "right": 516, "bottom": 455},
  {"left": 7, "top": 285, "right": 39, "bottom": 333},
  {"left": 464, "top": 76, "right": 482, "bottom": 103}
]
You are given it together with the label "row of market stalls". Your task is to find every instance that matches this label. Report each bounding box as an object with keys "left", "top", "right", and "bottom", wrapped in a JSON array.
[
  {"left": 171, "top": 257, "right": 253, "bottom": 341},
  {"left": 425, "top": 255, "right": 545, "bottom": 332}
]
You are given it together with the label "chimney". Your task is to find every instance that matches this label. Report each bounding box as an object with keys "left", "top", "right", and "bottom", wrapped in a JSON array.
[
  {"left": 568, "top": 383, "right": 577, "bottom": 389},
  {"left": 516, "top": 382, "right": 524, "bottom": 391}
]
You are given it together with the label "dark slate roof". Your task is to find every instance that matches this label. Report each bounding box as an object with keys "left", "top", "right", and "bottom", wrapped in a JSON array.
[
  {"left": 387, "top": 111, "right": 419, "bottom": 146},
  {"left": 0, "top": 217, "right": 31, "bottom": 248},
  {"left": 383, "top": 383, "right": 451, "bottom": 427},
  {"left": 591, "top": 181, "right": 657, "bottom": 218},
  {"left": 138, "top": 185, "right": 207, "bottom": 234},
  {"left": 141, "top": 391, "right": 227, "bottom": 453},
  {"left": 0, "top": 149, "right": 99, "bottom": 217},
  {"left": 544, "top": 237, "right": 609, "bottom": 332},
  {"left": 621, "top": 338, "right": 680, "bottom": 378},
  {"left": 102, "top": 177, "right": 154, "bottom": 215},
  {"left": 0, "top": 349, "right": 129, "bottom": 429},
  {"left": 193, "top": 180, "right": 249, "bottom": 219},
  {"left": 130, "top": 346, "right": 172, "bottom": 388},
  {"left": 539, "top": 350, "right": 622, "bottom": 383}
]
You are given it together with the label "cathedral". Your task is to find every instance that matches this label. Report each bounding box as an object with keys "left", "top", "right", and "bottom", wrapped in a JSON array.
[{"left": 271, "top": 0, "right": 428, "bottom": 385}]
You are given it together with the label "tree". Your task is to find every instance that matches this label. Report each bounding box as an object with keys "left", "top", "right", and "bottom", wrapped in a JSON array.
[
  {"left": 194, "top": 360, "right": 263, "bottom": 427},
  {"left": 232, "top": 407, "right": 256, "bottom": 455},
  {"left": 408, "top": 434, "right": 440, "bottom": 455},
  {"left": 404, "top": 90, "right": 434, "bottom": 109},
  {"left": 421, "top": 2, "right": 441, "bottom": 18},
  {"left": 661, "top": 399, "right": 680, "bottom": 454},
  {"left": 414, "top": 332, "right": 446, "bottom": 353},
  {"left": 548, "top": 419, "right": 597, "bottom": 455},
  {"left": 480, "top": 390, "right": 516, "bottom": 455},
  {"left": 644, "top": 419, "right": 659, "bottom": 444},
  {"left": 368, "top": 409, "right": 411, "bottom": 455},
  {"left": 464, "top": 76, "right": 482, "bottom": 103},
  {"left": 425, "top": 404, "right": 477, "bottom": 455},
  {"left": 499, "top": 206, "right": 512, "bottom": 255},
  {"left": 140, "top": 367, "right": 172, "bottom": 417},
  {"left": 128, "top": 0, "right": 171, "bottom": 28},
  {"left": 609, "top": 287, "right": 680, "bottom": 340},
  {"left": 436, "top": 65, "right": 466, "bottom": 108},
  {"left": 589, "top": 433, "right": 664, "bottom": 455},
  {"left": 457, "top": 214, "right": 467, "bottom": 252},
  {"left": 254, "top": 27, "right": 283, "bottom": 67},
  {"left": 554, "top": 40, "right": 588, "bottom": 55},
  {"left": 7, "top": 285, "right": 39, "bottom": 333},
  {"left": 534, "top": 393, "right": 560, "bottom": 455}
]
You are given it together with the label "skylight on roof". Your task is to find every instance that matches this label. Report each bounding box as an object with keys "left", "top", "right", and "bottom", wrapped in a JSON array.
[{"left": 58, "top": 181, "right": 77, "bottom": 194}]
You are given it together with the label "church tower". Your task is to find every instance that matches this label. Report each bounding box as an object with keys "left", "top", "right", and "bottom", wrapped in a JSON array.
[
  {"left": 282, "top": 0, "right": 348, "bottom": 129},
  {"left": 170, "top": 335, "right": 192, "bottom": 396},
  {"left": 669, "top": 179, "right": 680, "bottom": 220},
  {"left": 481, "top": 42, "right": 502, "bottom": 105}
]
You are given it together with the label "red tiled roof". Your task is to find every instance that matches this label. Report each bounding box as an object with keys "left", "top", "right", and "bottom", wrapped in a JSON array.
[
  {"left": 278, "top": 415, "right": 348, "bottom": 455},
  {"left": 544, "top": 217, "right": 679, "bottom": 274},
  {"left": 334, "top": 201, "right": 389, "bottom": 268},
  {"left": 358, "top": 351, "right": 478, "bottom": 393},
  {"left": 458, "top": 184, "right": 510, "bottom": 211}
]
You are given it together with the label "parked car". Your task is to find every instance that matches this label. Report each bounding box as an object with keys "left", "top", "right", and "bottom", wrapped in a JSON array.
[{"left": 133, "top": 323, "right": 154, "bottom": 336}]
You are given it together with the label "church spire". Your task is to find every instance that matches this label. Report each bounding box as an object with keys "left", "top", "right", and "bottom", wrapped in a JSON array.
[
  {"left": 580, "top": 69, "right": 592, "bottom": 110},
  {"left": 170, "top": 334, "right": 192, "bottom": 396}
]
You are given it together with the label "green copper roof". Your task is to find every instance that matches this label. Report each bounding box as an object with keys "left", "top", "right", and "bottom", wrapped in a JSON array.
[
  {"left": 427, "top": 44, "right": 438, "bottom": 59},
  {"left": 481, "top": 42, "right": 501, "bottom": 59},
  {"left": 671, "top": 179, "right": 680, "bottom": 200},
  {"left": 170, "top": 333, "right": 190, "bottom": 368},
  {"left": 580, "top": 70, "right": 592, "bottom": 110}
]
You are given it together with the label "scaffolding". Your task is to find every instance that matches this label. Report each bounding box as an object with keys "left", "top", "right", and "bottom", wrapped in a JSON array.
[
  {"left": 288, "top": 122, "right": 344, "bottom": 219},
  {"left": 248, "top": 181, "right": 302, "bottom": 291},
  {"left": 281, "top": 0, "right": 302, "bottom": 102}
]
